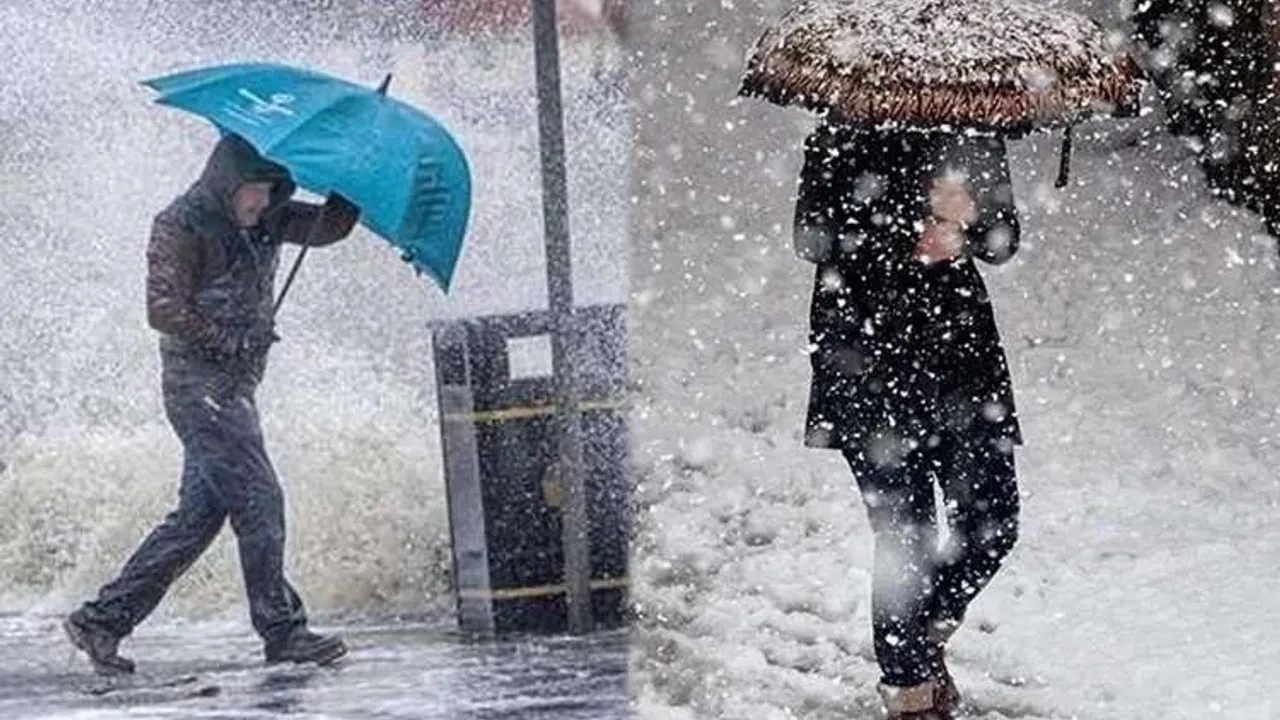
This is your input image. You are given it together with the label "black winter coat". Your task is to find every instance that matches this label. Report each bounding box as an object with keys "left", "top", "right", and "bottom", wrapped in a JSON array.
[{"left": 794, "top": 124, "right": 1022, "bottom": 460}]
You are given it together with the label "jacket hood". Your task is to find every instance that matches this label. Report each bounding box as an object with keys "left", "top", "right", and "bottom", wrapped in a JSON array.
[
  {"left": 172, "top": 134, "right": 297, "bottom": 240},
  {"left": 197, "top": 133, "right": 297, "bottom": 216}
]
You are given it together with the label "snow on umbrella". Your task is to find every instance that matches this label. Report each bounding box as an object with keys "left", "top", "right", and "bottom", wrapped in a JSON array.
[{"left": 739, "top": 0, "right": 1142, "bottom": 132}]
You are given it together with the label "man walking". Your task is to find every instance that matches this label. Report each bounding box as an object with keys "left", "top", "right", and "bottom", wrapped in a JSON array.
[{"left": 65, "top": 134, "right": 359, "bottom": 675}]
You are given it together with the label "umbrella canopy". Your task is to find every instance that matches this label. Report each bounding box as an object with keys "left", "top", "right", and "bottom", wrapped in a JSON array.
[
  {"left": 739, "top": 0, "right": 1142, "bottom": 131},
  {"left": 143, "top": 62, "right": 472, "bottom": 291}
]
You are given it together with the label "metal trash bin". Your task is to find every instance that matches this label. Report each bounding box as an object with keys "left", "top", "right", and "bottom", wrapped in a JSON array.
[{"left": 431, "top": 303, "right": 630, "bottom": 634}]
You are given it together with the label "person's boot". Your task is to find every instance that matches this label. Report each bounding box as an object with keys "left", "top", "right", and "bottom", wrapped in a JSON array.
[
  {"left": 878, "top": 680, "right": 951, "bottom": 720},
  {"left": 264, "top": 627, "right": 347, "bottom": 666},
  {"left": 927, "top": 618, "right": 962, "bottom": 714},
  {"left": 63, "top": 608, "right": 135, "bottom": 676}
]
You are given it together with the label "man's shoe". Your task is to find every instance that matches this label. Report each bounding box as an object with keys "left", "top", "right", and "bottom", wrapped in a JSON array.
[
  {"left": 264, "top": 628, "right": 347, "bottom": 666},
  {"left": 63, "top": 609, "right": 135, "bottom": 676}
]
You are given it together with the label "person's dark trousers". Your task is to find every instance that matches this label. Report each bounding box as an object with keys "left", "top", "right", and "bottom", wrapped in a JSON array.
[
  {"left": 78, "top": 351, "right": 305, "bottom": 646},
  {"left": 843, "top": 432, "right": 1019, "bottom": 687}
]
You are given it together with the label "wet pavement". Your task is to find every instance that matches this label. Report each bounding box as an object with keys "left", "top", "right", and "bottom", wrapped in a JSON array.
[{"left": 0, "top": 614, "right": 631, "bottom": 719}]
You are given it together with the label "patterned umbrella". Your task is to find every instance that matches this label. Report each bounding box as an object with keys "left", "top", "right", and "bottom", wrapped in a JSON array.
[{"left": 740, "top": 0, "right": 1142, "bottom": 132}]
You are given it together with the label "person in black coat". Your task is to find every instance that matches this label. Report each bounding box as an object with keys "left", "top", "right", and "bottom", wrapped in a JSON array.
[{"left": 794, "top": 122, "right": 1022, "bottom": 719}]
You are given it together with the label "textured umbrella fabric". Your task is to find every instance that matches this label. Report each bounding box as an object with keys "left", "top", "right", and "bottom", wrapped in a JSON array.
[{"left": 740, "top": 0, "right": 1142, "bottom": 130}]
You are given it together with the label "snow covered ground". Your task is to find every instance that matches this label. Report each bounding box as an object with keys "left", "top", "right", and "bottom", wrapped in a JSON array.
[{"left": 625, "top": 2, "right": 1280, "bottom": 719}]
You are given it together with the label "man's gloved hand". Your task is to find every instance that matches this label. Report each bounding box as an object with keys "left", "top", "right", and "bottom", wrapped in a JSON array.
[
  {"left": 321, "top": 193, "right": 361, "bottom": 232},
  {"left": 326, "top": 192, "right": 361, "bottom": 220}
]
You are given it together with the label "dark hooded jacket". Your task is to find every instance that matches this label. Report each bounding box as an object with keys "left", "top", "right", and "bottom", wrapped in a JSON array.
[
  {"left": 795, "top": 123, "right": 1022, "bottom": 457},
  {"left": 146, "top": 134, "right": 358, "bottom": 376}
]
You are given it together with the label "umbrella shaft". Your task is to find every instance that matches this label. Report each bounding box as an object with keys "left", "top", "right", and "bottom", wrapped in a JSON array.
[
  {"left": 274, "top": 205, "right": 331, "bottom": 316},
  {"left": 274, "top": 243, "right": 311, "bottom": 316}
]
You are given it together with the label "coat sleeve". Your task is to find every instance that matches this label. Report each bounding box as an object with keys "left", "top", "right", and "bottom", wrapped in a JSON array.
[
  {"left": 146, "top": 215, "right": 222, "bottom": 346},
  {"left": 796, "top": 125, "right": 912, "bottom": 268},
  {"left": 952, "top": 138, "right": 1021, "bottom": 266},
  {"left": 793, "top": 128, "right": 843, "bottom": 264},
  {"left": 269, "top": 194, "right": 360, "bottom": 248}
]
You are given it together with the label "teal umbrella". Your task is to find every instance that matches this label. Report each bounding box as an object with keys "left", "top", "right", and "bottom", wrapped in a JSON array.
[{"left": 142, "top": 62, "right": 472, "bottom": 293}]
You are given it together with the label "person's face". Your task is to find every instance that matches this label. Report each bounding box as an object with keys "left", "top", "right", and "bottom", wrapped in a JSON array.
[
  {"left": 929, "top": 172, "right": 977, "bottom": 226},
  {"left": 232, "top": 182, "right": 274, "bottom": 228}
]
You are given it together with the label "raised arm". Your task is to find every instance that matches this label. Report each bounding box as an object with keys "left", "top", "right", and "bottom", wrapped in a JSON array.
[{"left": 269, "top": 194, "right": 360, "bottom": 248}]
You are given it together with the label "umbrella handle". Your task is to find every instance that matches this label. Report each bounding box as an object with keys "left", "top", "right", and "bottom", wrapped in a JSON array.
[
  {"left": 1055, "top": 125, "right": 1073, "bottom": 189},
  {"left": 274, "top": 241, "right": 311, "bottom": 317},
  {"left": 272, "top": 197, "right": 334, "bottom": 316}
]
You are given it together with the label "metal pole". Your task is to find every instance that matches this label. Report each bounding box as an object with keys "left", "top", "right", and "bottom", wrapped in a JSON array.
[{"left": 531, "top": 0, "right": 593, "bottom": 635}]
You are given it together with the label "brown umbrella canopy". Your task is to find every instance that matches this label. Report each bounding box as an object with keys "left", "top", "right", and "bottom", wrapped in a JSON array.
[{"left": 740, "top": 0, "right": 1142, "bottom": 131}]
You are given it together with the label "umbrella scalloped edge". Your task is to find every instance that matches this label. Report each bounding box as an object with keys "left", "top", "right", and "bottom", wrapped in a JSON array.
[
  {"left": 740, "top": 50, "right": 1143, "bottom": 131},
  {"left": 739, "top": 0, "right": 1144, "bottom": 130}
]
